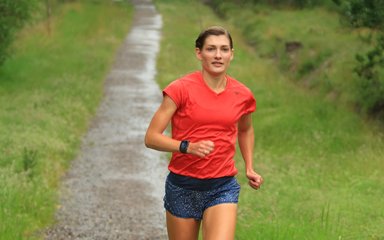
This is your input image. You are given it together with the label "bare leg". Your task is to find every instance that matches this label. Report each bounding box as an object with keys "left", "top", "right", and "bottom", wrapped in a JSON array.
[
  {"left": 202, "top": 203, "right": 238, "bottom": 240},
  {"left": 166, "top": 211, "right": 201, "bottom": 240}
]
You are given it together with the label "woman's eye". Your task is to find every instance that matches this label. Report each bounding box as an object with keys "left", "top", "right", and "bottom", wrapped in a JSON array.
[{"left": 207, "top": 47, "right": 215, "bottom": 51}]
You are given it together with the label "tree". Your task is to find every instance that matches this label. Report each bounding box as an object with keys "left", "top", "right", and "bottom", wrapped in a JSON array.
[
  {"left": 354, "top": 34, "right": 384, "bottom": 116},
  {"left": 0, "top": 0, "right": 35, "bottom": 65},
  {"left": 334, "top": 0, "right": 384, "bottom": 29},
  {"left": 334, "top": 0, "right": 384, "bottom": 117}
]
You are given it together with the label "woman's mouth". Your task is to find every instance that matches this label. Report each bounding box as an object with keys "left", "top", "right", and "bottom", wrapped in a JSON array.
[{"left": 212, "top": 62, "right": 223, "bottom": 67}]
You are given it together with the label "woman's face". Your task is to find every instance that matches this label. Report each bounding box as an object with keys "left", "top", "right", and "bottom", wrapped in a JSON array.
[{"left": 195, "top": 35, "right": 234, "bottom": 77}]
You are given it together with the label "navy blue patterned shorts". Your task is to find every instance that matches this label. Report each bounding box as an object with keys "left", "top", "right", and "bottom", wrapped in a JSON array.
[{"left": 163, "top": 172, "right": 241, "bottom": 220}]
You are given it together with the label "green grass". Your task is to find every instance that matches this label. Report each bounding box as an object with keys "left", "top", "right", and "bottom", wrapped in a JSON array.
[
  {"left": 214, "top": 3, "right": 383, "bottom": 112},
  {"left": 0, "top": 1, "right": 133, "bottom": 239},
  {"left": 154, "top": 0, "right": 384, "bottom": 239}
]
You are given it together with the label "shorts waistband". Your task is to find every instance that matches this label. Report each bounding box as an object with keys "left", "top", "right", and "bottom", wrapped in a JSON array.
[{"left": 167, "top": 172, "right": 234, "bottom": 191}]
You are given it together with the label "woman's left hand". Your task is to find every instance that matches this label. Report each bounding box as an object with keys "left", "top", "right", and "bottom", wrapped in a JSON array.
[{"left": 246, "top": 169, "right": 263, "bottom": 190}]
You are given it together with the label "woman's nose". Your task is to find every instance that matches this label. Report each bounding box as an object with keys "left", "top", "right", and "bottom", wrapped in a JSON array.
[{"left": 215, "top": 50, "right": 222, "bottom": 58}]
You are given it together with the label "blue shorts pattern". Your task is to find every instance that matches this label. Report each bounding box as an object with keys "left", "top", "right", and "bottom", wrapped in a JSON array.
[{"left": 163, "top": 173, "right": 241, "bottom": 220}]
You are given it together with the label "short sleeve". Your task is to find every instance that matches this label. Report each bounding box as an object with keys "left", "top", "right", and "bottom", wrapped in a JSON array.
[
  {"left": 244, "top": 92, "right": 256, "bottom": 115},
  {"left": 163, "top": 79, "right": 185, "bottom": 108}
]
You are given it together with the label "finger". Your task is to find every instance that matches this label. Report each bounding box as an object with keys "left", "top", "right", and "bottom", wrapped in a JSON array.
[
  {"left": 251, "top": 176, "right": 263, "bottom": 184},
  {"left": 198, "top": 148, "right": 208, "bottom": 157},
  {"left": 203, "top": 140, "right": 215, "bottom": 148},
  {"left": 197, "top": 152, "right": 205, "bottom": 158},
  {"left": 202, "top": 145, "right": 212, "bottom": 152},
  {"left": 200, "top": 146, "right": 212, "bottom": 154},
  {"left": 249, "top": 182, "right": 260, "bottom": 190},
  {"left": 257, "top": 177, "right": 263, "bottom": 185},
  {"left": 250, "top": 180, "right": 261, "bottom": 188}
]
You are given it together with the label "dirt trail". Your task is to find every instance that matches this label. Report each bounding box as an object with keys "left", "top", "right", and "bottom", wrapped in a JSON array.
[{"left": 45, "top": 0, "right": 168, "bottom": 239}]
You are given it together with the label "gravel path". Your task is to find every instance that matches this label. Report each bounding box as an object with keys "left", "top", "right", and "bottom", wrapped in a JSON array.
[{"left": 45, "top": 1, "right": 168, "bottom": 239}]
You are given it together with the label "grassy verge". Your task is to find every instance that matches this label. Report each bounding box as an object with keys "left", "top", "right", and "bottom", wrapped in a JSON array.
[
  {"left": 154, "top": 1, "right": 384, "bottom": 239},
  {"left": 210, "top": 2, "right": 384, "bottom": 118},
  {"left": 0, "top": 2, "right": 133, "bottom": 239}
]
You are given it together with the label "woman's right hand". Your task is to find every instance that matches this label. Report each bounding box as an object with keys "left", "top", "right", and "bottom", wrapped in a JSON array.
[{"left": 187, "top": 140, "right": 214, "bottom": 158}]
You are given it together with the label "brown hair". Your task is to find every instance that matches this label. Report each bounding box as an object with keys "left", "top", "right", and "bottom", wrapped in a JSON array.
[{"left": 195, "top": 26, "right": 233, "bottom": 50}]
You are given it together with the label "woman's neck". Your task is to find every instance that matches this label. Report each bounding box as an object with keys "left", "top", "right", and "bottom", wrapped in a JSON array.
[{"left": 201, "top": 70, "right": 227, "bottom": 93}]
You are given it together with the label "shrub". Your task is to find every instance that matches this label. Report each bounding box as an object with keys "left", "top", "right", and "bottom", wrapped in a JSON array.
[
  {"left": 0, "top": 0, "right": 36, "bottom": 65},
  {"left": 334, "top": 0, "right": 384, "bottom": 29},
  {"left": 206, "top": 0, "right": 334, "bottom": 9},
  {"left": 354, "top": 34, "right": 384, "bottom": 116}
]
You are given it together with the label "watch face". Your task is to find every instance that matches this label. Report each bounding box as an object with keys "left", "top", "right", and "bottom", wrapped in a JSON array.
[{"left": 180, "top": 140, "right": 189, "bottom": 153}]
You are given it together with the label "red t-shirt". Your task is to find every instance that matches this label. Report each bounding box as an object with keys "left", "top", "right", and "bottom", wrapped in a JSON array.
[{"left": 163, "top": 71, "right": 256, "bottom": 179}]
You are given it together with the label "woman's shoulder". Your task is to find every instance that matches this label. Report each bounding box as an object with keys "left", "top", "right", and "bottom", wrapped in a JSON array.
[
  {"left": 164, "top": 71, "right": 201, "bottom": 91},
  {"left": 178, "top": 71, "right": 201, "bottom": 82},
  {"left": 170, "top": 71, "right": 201, "bottom": 86}
]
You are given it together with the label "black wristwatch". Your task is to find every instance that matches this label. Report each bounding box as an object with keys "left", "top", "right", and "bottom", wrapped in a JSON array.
[{"left": 179, "top": 140, "right": 190, "bottom": 154}]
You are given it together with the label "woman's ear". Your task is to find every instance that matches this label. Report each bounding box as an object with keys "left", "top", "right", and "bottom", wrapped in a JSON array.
[{"left": 195, "top": 48, "right": 202, "bottom": 60}]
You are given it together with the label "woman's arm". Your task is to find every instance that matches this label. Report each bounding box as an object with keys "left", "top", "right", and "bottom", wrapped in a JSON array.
[
  {"left": 144, "top": 95, "right": 214, "bottom": 156},
  {"left": 144, "top": 95, "right": 180, "bottom": 152},
  {"left": 238, "top": 113, "right": 263, "bottom": 190}
]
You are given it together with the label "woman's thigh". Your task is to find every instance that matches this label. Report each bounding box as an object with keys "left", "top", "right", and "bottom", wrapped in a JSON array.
[
  {"left": 166, "top": 211, "right": 201, "bottom": 240},
  {"left": 202, "top": 203, "right": 238, "bottom": 240}
]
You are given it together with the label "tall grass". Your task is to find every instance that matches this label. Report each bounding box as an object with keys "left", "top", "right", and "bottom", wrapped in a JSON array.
[
  {"left": 0, "top": 2, "right": 133, "bottom": 239},
  {"left": 154, "top": 0, "right": 384, "bottom": 239}
]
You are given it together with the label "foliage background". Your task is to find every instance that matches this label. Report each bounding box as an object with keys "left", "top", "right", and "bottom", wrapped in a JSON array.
[
  {"left": 207, "top": 0, "right": 384, "bottom": 119},
  {"left": 0, "top": 0, "right": 37, "bottom": 64},
  {"left": 0, "top": 1, "right": 133, "bottom": 238}
]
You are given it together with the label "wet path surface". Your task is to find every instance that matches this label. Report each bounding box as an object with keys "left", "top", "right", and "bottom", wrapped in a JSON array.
[{"left": 45, "top": 1, "right": 168, "bottom": 239}]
